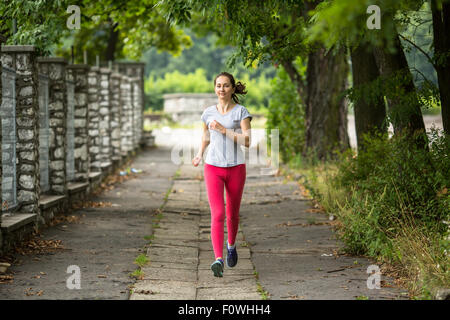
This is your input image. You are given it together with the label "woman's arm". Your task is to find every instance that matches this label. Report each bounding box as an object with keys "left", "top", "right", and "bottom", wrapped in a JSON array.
[
  {"left": 210, "top": 118, "right": 251, "bottom": 148},
  {"left": 197, "top": 122, "right": 210, "bottom": 157},
  {"left": 192, "top": 122, "right": 210, "bottom": 167}
]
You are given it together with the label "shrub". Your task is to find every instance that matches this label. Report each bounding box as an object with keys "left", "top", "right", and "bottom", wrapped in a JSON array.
[
  {"left": 144, "top": 68, "right": 272, "bottom": 112},
  {"left": 267, "top": 61, "right": 305, "bottom": 163},
  {"left": 333, "top": 128, "right": 450, "bottom": 259}
]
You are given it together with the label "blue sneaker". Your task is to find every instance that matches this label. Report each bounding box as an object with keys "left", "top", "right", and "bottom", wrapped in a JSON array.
[
  {"left": 211, "top": 259, "right": 224, "bottom": 277},
  {"left": 226, "top": 246, "right": 238, "bottom": 268}
]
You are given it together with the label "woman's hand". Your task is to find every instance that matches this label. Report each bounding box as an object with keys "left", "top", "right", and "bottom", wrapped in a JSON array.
[
  {"left": 192, "top": 155, "right": 202, "bottom": 167},
  {"left": 209, "top": 120, "right": 226, "bottom": 135}
]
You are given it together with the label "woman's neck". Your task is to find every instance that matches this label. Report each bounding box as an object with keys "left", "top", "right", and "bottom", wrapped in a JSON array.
[{"left": 217, "top": 98, "right": 235, "bottom": 112}]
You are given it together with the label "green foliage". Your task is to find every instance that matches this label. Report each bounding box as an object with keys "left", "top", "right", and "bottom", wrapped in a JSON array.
[
  {"left": 1, "top": 0, "right": 192, "bottom": 61},
  {"left": 346, "top": 66, "right": 441, "bottom": 125},
  {"left": 0, "top": 0, "right": 72, "bottom": 55},
  {"left": 333, "top": 128, "right": 450, "bottom": 259},
  {"left": 267, "top": 58, "right": 305, "bottom": 163},
  {"left": 158, "top": 0, "right": 309, "bottom": 69},
  {"left": 308, "top": 0, "right": 426, "bottom": 50},
  {"left": 142, "top": 29, "right": 236, "bottom": 79},
  {"left": 144, "top": 68, "right": 272, "bottom": 111}
]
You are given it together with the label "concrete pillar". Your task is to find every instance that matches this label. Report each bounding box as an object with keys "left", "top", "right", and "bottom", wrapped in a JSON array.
[
  {"left": 0, "top": 60, "right": 3, "bottom": 251},
  {"left": 115, "top": 62, "right": 145, "bottom": 149},
  {"left": 87, "top": 66, "right": 101, "bottom": 172},
  {"left": 131, "top": 77, "right": 140, "bottom": 150},
  {"left": 1, "top": 46, "right": 40, "bottom": 216},
  {"left": 37, "top": 57, "right": 68, "bottom": 195},
  {"left": 66, "top": 64, "right": 90, "bottom": 182},
  {"left": 98, "top": 68, "right": 112, "bottom": 164},
  {"left": 110, "top": 72, "right": 122, "bottom": 162},
  {"left": 120, "top": 75, "right": 133, "bottom": 156},
  {"left": 129, "top": 77, "right": 137, "bottom": 150}
]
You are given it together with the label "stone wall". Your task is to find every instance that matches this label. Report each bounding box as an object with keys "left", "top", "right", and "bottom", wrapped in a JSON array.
[
  {"left": 37, "top": 57, "right": 68, "bottom": 195},
  {"left": 1, "top": 46, "right": 146, "bottom": 255},
  {"left": 66, "top": 69, "right": 76, "bottom": 182},
  {"left": 120, "top": 75, "right": 133, "bottom": 156},
  {"left": 88, "top": 67, "right": 101, "bottom": 172},
  {"left": 66, "top": 65, "right": 90, "bottom": 182},
  {"left": 110, "top": 72, "right": 121, "bottom": 161},
  {"left": 163, "top": 93, "right": 218, "bottom": 124},
  {"left": 131, "top": 77, "right": 141, "bottom": 150},
  {"left": 0, "top": 66, "right": 17, "bottom": 212},
  {"left": 115, "top": 62, "right": 145, "bottom": 146},
  {"left": 98, "top": 68, "right": 112, "bottom": 164},
  {"left": 0, "top": 62, "right": 3, "bottom": 253},
  {"left": 1, "top": 46, "right": 41, "bottom": 218}
]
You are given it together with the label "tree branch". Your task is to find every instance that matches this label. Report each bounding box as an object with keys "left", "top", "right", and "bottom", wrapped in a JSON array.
[
  {"left": 398, "top": 34, "right": 435, "bottom": 68},
  {"left": 281, "top": 59, "right": 306, "bottom": 98}
]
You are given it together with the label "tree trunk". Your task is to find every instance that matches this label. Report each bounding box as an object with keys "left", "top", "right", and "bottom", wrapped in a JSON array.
[
  {"left": 104, "top": 22, "right": 119, "bottom": 62},
  {"left": 431, "top": 0, "right": 450, "bottom": 135},
  {"left": 303, "top": 47, "right": 350, "bottom": 160},
  {"left": 373, "top": 32, "right": 427, "bottom": 148},
  {"left": 350, "top": 44, "right": 387, "bottom": 153},
  {"left": 281, "top": 60, "right": 305, "bottom": 99}
]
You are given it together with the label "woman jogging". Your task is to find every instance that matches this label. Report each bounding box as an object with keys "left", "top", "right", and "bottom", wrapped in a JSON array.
[{"left": 192, "top": 72, "right": 252, "bottom": 277}]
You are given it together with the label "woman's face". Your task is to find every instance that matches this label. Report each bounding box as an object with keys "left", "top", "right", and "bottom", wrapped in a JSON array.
[{"left": 215, "top": 75, "right": 235, "bottom": 101}]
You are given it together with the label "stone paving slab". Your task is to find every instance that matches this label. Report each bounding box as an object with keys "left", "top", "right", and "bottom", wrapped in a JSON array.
[
  {"left": 152, "top": 229, "right": 199, "bottom": 241},
  {"left": 148, "top": 261, "right": 198, "bottom": 270},
  {"left": 130, "top": 280, "right": 197, "bottom": 300},
  {"left": 196, "top": 288, "right": 261, "bottom": 300},
  {"left": 146, "top": 246, "right": 198, "bottom": 258},
  {"left": 150, "top": 239, "right": 199, "bottom": 248},
  {"left": 197, "top": 275, "right": 257, "bottom": 287},
  {"left": 147, "top": 255, "right": 198, "bottom": 266},
  {"left": 140, "top": 267, "right": 198, "bottom": 282}
]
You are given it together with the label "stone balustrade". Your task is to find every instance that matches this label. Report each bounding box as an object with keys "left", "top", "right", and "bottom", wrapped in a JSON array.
[{"left": 0, "top": 45, "right": 147, "bottom": 255}]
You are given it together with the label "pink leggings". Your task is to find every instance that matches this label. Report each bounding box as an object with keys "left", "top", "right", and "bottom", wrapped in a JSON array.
[{"left": 204, "top": 163, "right": 246, "bottom": 259}]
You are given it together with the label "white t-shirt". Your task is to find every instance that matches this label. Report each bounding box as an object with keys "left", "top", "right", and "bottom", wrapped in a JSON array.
[{"left": 201, "top": 104, "right": 252, "bottom": 167}]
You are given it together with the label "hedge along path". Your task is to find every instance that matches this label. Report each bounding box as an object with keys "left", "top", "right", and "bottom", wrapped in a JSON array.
[{"left": 129, "top": 163, "right": 261, "bottom": 300}]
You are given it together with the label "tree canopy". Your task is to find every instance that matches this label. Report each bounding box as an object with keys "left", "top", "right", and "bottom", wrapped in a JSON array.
[{"left": 0, "top": 0, "right": 192, "bottom": 61}]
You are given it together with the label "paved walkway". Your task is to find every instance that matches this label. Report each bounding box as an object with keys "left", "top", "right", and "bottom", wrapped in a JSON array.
[
  {"left": 130, "top": 156, "right": 409, "bottom": 300},
  {"left": 0, "top": 147, "right": 178, "bottom": 299},
  {"left": 1, "top": 145, "right": 409, "bottom": 300}
]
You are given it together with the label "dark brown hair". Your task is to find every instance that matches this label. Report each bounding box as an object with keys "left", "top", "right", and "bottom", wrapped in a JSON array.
[{"left": 214, "top": 72, "right": 247, "bottom": 104}]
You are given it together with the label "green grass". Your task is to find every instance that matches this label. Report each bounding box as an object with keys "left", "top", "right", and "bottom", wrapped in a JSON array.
[
  {"left": 134, "top": 254, "right": 149, "bottom": 268},
  {"left": 143, "top": 235, "right": 154, "bottom": 241},
  {"left": 158, "top": 168, "right": 181, "bottom": 211},
  {"left": 130, "top": 269, "right": 144, "bottom": 279},
  {"left": 256, "top": 282, "right": 269, "bottom": 300},
  {"left": 253, "top": 270, "right": 269, "bottom": 300},
  {"left": 281, "top": 138, "right": 450, "bottom": 299}
]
